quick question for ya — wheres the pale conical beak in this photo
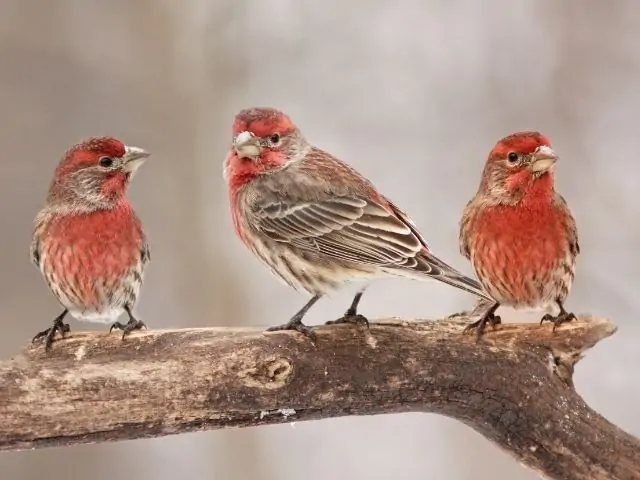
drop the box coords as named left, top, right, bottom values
left=233, top=131, right=261, bottom=159
left=530, top=145, right=558, bottom=173
left=122, top=145, right=151, bottom=176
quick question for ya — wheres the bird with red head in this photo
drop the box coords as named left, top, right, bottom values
left=459, top=131, right=580, bottom=338
left=31, top=136, right=152, bottom=350
left=224, top=107, right=492, bottom=341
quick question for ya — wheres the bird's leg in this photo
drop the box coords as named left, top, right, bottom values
left=109, top=306, right=147, bottom=340
left=462, top=301, right=501, bottom=340
left=32, top=309, right=71, bottom=351
left=449, top=297, right=501, bottom=324
left=325, top=290, right=369, bottom=328
left=540, top=300, right=577, bottom=332
left=266, top=294, right=321, bottom=342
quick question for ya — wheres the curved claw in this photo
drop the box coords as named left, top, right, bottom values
left=266, top=321, right=317, bottom=344
left=32, top=329, right=47, bottom=343
left=325, top=314, right=370, bottom=328
left=462, top=313, right=501, bottom=341
left=32, top=318, right=71, bottom=351
left=539, top=313, right=553, bottom=326
left=540, top=311, right=577, bottom=332
left=109, top=319, right=146, bottom=340
left=462, top=319, right=482, bottom=335
left=109, top=322, right=124, bottom=334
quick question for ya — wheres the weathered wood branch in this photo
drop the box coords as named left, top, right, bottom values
left=0, top=315, right=637, bottom=480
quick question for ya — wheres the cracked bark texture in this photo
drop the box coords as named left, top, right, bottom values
left=1, top=316, right=637, bottom=480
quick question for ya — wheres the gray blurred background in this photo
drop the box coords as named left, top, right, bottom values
left=1, top=0, right=638, bottom=479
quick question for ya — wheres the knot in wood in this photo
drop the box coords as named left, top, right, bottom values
left=266, top=358, right=293, bottom=382
left=238, top=357, right=293, bottom=390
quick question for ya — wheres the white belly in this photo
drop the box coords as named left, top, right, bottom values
left=69, top=307, right=125, bottom=324
left=249, top=237, right=381, bottom=295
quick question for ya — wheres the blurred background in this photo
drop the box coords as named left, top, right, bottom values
left=1, top=0, right=638, bottom=478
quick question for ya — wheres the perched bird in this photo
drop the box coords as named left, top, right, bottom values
left=459, top=131, right=579, bottom=338
left=31, top=137, right=152, bottom=350
left=224, top=107, right=492, bottom=341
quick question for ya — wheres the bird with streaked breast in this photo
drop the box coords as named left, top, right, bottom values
left=459, top=131, right=579, bottom=338
left=31, top=136, right=152, bottom=351
left=224, top=107, right=492, bottom=341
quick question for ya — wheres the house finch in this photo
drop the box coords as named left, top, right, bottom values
left=224, top=107, right=492, bottom=341
left=459, top=131, right=579, bottom=338
left=31, top=137, right=152, bottom=350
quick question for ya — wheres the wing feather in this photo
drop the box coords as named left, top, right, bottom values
left=242, top=152, right=491, bottom=301
left=30, top=236, right=41, bottom=268
left=554, top=193, right=580, bottom=257
left=251, top=196, right=423, bottom=268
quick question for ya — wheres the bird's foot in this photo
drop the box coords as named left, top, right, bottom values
left=266, top=319, right=317, bottom=343
left=540, top=311, right=576, bottom=332
left=462, top=313, right=501, bottom=339
left=32, top=319, right=71, bottom=351
left=109, top=318, right=147, bottom=340
left=450, top=298, right=496, bottom=319
left=325, top=313, right=369, bottom=328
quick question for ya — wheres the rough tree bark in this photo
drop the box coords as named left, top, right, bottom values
left=0, top=315, right=637, bottom=480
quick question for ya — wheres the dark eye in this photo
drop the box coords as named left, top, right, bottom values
left=99, top=157, right=114, bottom=167
left=507, top=152, right=519, bottom=163
left=269, top=133, right=281, bottom=145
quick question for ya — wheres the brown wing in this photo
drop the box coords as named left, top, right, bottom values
left=459, top=198, right=476, bottom=260
left=30, top=236, right=41, bottom=268
left=554, top=192, right=580, bottom=257
left=248, top=188, right=491, bottom=300
left=252, top=196, right=424, bottom=267
left=30, top=212, right=47, bottom=268
left=245, top=147, right=491, bottom=300
left=385, top=197, right=492, bottom=300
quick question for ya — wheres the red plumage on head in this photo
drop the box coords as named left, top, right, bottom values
left=478, top=131, right=556, bottom=196
left=489, top=131, right=551, bottom=159
left=225, top=108, right=300, bottom=193
left=232, top=107, right=296, bottom=138
left=55, top=137, right=126, bottom=180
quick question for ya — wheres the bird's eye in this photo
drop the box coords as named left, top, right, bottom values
left=269, top=133, right=281, bottom=145
left=507, top=152, right=519, bottom=163
left=99, top=157, right=114, bottom=168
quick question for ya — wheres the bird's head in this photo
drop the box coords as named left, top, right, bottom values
left=223, top=107, right=310, bottom=190
left=48, top=136, right=150, bottom=210
left=479, top=131, right=558, bottom=202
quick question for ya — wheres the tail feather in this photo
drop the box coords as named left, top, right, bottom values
left=381, top=198, right=493, bottom=301
left=414, top=252, right=493, bottom=302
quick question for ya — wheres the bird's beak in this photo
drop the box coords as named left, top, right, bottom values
left=122, top=145, right=151, bottom=177
left=530, top=145, right=558, bottom=173
left=233, top=131, right=261, bottom=159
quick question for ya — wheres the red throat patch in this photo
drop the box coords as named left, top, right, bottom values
left=225, top=150, right=287, bottom=193
left=100, top=171, right=130, bottom=197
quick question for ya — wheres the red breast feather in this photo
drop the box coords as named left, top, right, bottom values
left=467, top=177, right=574, bottom=308
left=37, top=200, right=145, bottom=317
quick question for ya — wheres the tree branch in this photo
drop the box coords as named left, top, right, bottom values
left=0, top=315, right=637, bottom=480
